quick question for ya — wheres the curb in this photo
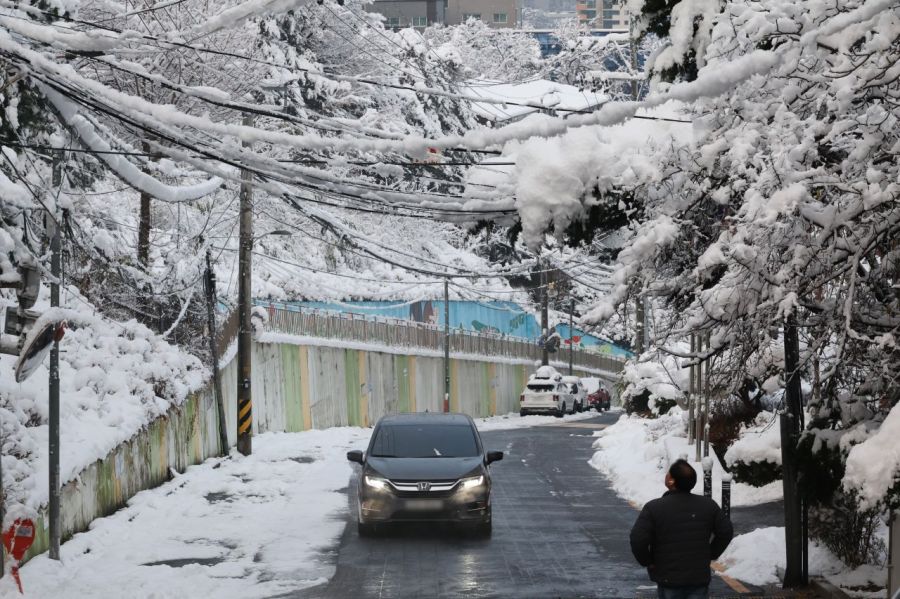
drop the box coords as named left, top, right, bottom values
left=809, top=577, right=851, bottom=599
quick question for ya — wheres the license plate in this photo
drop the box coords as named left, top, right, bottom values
left=406, top=499, right=443, bottom=511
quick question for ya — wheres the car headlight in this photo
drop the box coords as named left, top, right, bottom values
left=459, top=475, right=485, bottom=490
left=364, top=475, right=389, bottom=491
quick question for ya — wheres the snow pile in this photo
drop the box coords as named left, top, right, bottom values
left=589, top=409, right=782, bottom=507
left=843, top=403, right=900, bottom=509
left=720, top=526, right=887, bottom=597
left=718, top=527, right=841, bottom=586
left=724, top=411, right=781, bottom=468
left=0, top=302, right=206, bottom=524
left=14, top=428, right=372, bottom=598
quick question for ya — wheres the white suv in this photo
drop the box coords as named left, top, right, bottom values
left=561, top=376, right=587, bottom=412
left=519, top=368, right=575, bottom=417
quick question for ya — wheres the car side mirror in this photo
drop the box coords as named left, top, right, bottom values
left=347, top=450, right=364, bottom=464
left=486, top=451, right=503, bottom=465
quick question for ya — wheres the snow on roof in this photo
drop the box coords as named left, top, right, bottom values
left=462, top=79, right=607, bottom=123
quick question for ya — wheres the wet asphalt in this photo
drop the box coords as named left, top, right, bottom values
left=287, top=413, right=785, bottom=599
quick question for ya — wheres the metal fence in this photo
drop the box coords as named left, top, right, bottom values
left=255, top=302, right=625, bottom=374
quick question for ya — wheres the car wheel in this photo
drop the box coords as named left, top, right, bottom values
left=472, top=514, right=492, bottom=538
left=556, top=403, right=565, bottom=418
left=358, top=521, right=377, bottom=537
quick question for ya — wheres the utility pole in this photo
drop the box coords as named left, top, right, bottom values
left=540, top=259, right=549, bottom=366
left=443, top=278, right=450, bottom=413
left=236, top=115, right=254, bottom=457
left=48, top=152, right=62, bottom=561
left=204, top=249, right=229, bottom=454
left=568, top=298, right=574, bottom=375
left=781, top=312, right=807, bottom=587
left=138, top=140, right=152, bottom=267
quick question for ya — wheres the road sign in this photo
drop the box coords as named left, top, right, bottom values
left=3, top=518, right=36, bottom=594
left=14, top=321, right=65, bottom=383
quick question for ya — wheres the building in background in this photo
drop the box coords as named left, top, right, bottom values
left=367, top=0, right=444, bottom=30
left=445, top=0, right=520, bottom=28
left=577, top=0, right=628, bottom=29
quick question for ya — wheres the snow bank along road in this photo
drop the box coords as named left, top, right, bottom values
left=292, top=412, right=771, bottom=599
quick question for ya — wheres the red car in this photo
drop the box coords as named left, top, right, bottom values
left=586, top=387, right=611, bottom=411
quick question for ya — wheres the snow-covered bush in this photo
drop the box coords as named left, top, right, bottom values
left=796, top=428, right=888, bottom=568
left=724, top=412, right=782, bottom=487
left=620, top=350, right=686, bottom=418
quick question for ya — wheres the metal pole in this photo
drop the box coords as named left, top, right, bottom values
left=782, top=314, right=804, bottom=587
left=722, top=473, right=732, bottom=519
left=702, top=457, right=713, bottom=498
left=48, top=152, right=62, bottom=560
left=781, top=412, right=802, bottom=588
left=635, top=295, right=644, bottom=355
left=205, top=249, right=229, bottom=454
left=443, top=278, right=450, bottom=413
left=630, top=20, right=639, bottom=101
left=568, top=298, right=574, bottom=375
left=695, top=333, right=703, bottom=463
left=540, top=259, right=548, bottom=366
left=703, top=333, right=711, bottom=458
left=687, top=333, right=695, bottom=442
left=236, top=114, right=253, bottom=457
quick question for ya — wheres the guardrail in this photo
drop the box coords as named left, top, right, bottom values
left=255, top=301, right=626, bottom=374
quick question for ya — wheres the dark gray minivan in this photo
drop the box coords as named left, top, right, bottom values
left=347, top=413, right=503, bottom=537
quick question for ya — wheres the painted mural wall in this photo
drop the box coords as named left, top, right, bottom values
left=219, top=340, right=604, bottom=440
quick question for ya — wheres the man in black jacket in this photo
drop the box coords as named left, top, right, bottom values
left=629, top=459, right=734, bottom=599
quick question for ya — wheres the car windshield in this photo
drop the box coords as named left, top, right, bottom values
left=526, top=383, right=555, bottom=392
left=370, top=424, right=479, bottom=458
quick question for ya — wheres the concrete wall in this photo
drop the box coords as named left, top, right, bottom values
left=219, top=341, right=603, bottom=439
left=23, top=388, right=223, bottom=561
left=19, top=339, right=608, bottom=563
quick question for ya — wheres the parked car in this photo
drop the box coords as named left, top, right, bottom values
left=519, top=367, right=576, bottom=417
left=586, top=386, right=611, bottom=411
left=347, top=413, right=503, bottom=537
left=561, top=376, right=587, bottom=412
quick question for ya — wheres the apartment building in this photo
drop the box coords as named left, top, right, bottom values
left=367, top=0, right=444, bottom=29
left=444, top=0, right=520, bottom=28
left=576, top=0, right=628, bottom=29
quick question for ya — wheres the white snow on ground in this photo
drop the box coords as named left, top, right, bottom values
left=718, top=527, right=840, bottom=586
left=719, top=527, right=887, bottom=598
left=12, top=428, right=372, bottom=599
left=474, top=409, right=603, bottom=431
left=588, top=409, right=782, bottom=507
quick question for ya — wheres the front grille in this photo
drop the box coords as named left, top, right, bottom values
left=388, top=479, right=459, bottom=498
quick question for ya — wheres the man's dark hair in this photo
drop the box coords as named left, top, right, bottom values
left=669, top=459, right=697, bottom=491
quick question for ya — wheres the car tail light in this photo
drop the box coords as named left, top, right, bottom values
left=519, top=394, right=525, bottom=402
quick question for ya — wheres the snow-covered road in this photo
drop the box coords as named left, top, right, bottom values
left=11, top=411, right=598, bottom=598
